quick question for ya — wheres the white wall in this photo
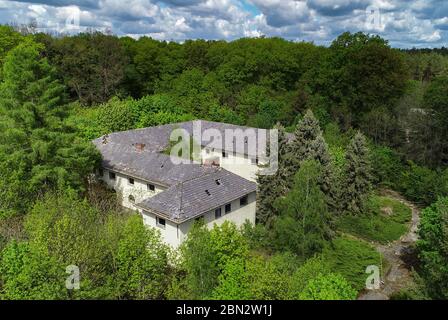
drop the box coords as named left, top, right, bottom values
left=98, top=168, right=257, bottom=249
left=99, top=169, right=165, bottom=210
left=200, top=148, right=260, bottom=182
left=141, top=191, right=257, bottom=248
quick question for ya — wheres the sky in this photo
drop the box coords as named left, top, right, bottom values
left=0, top=0, right=447, bottom=48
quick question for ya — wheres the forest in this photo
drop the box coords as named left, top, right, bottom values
left=0, top=24, right=447, bottom=300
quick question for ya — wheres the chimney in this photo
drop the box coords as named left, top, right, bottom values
left=133, top=143, right=146, bottom=152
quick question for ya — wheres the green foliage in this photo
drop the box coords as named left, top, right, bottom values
left=288, top=255, right=331, bottom=297
left=255, top=124, right=290, bottom=224
left=50, top=32, right=128, bottom=105
left=0, top=241, right=67, bottom=300
left=370, top=145, right=404, bottom=188
left=311, top=32, right=407, bottom=126
left=273, top=160, right=333, bottom=258
left=323, top=236, right=382, bottom=291
left=0, top=192, right=171, bottom=300
left=399, top=161, right=447, bottom=205
left=343, top=132, right=372, bottom=214
left=416, top=197, right=448, bottom=299
left=97, top=97, right=137, bottom=133
left=337, top=195, right=412, bottom=243
left=0, top=39, right=100, bottom=217
left=299, top=273, right=357, bottom=300
left=178, top=221, right=249, bottom=299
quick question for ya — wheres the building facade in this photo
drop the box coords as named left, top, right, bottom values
left=93, top=120, right=266, bottom=248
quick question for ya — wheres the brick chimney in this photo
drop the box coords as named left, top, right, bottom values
left=133, top=143, right=146, bottom=152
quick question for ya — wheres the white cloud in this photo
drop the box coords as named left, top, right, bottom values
left=0, top=0, right=446, bottom=47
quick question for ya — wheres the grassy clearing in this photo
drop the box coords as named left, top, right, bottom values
left=336, top=195, right=412, bottom=244
left=323, top=235, right=384, bottom=291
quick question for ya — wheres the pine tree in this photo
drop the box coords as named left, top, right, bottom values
left=256, top=124, right=289, bottom=226
left=343, top=131, right=372, bottom=214
left=282, top=109, right=339, bottom=212
left=273, top=160, right=334, bottom=259
left=0, top=40, right=100, bottom=217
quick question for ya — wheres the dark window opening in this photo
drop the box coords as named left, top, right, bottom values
left=215, top=208, right=222, bottom=219
left=147, top=184, right=155, bottom=191
left=222, top=151, right=227, bottom=158
left=240, top=195, right=248, bottom=207
left=225, top=203, right=231, bottom=214
left=128, top=178, right=134, bottom=185
left=157, top=217, right=166, bottom=227
left=128, top=195, right=135, bottom=204
left=109, top=172, right=116, bottom=180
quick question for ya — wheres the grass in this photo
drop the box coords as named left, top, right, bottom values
left=336, top=195, right=412, bottom=244
left=323, top=235, right=384, bottom=292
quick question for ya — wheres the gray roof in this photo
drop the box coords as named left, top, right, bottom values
left=136, top=168, right=256, bottom=223
left=92, top=120, right=258, bottom=223
left=93, top=120, right=271, bottom=158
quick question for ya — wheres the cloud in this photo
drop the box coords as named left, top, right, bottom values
left=0, top=0, right=446, bottom=47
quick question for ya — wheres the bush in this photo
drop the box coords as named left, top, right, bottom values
left=323, top=235, right=382, bottom=291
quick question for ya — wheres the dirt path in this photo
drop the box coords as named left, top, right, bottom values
left=358, top=190, right=421, bottom=300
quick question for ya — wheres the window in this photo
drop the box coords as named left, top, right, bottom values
left=225, top=203, right=231, bottom=214
left=240, top=195, right=248, bottom=207
left=147, top=184, right=155, bottom=191
left=215, top=208, right=222, bottom=219
left=109, top=172, right=116, bottom=180
left=128, top=195, right=135, bottom=204
left=128, top=178, right=134, bottom=185
left=156, top=217, right=166, bottom=229
left=222, top=151, right=227, bottom=158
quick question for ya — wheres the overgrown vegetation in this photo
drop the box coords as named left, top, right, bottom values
left=0, top=25, right=447, bottom=300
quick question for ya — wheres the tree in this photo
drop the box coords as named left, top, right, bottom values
left=0, top=25, right=23, bottom=79
left=113, top=215, right=170, bottom=299
left=51, top=33, right=128, bottom=105
left=283, top=110, right=338, bottom=212
left=0, top=241, right=68, bottom=300
left=177, top=221, right=249, bottom=299
left=416, top=197, right=448, bottom=299
left=0, top=39, right=100, bottom=217
left=256, top=124, right=290, bottom=226
left=310, top=32, right=407, bottom=127
left=343, top=132, right=372, bottom=214
left=273, top=160, right=334, bottom=258
left=2, top=192, right=171, bottom=300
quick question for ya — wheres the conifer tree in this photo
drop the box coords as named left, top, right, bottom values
left=256, top=124, right=289, bottom=226
left=282, top=109, right=339, bottom=212
left=273, top=160, right=334, bottom=258
left=0, top=40, right=100, bottom=217
left=343, top=131, right=372, bottom=214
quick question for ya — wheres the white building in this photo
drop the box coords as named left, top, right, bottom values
left=93, top=120, right=267, bottom=248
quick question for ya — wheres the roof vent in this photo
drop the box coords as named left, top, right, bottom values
left=205, top=190, right=211, bottom=196
left=215, top=179, right=222, bottom=186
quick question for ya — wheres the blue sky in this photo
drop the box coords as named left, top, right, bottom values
left=0, top=0, right=447, bottom=48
